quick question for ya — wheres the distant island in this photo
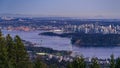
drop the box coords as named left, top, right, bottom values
left=71, top=34, right=120, bottom=46
left=40, top=32, right=120, bottom=47
left=39, top=32, right=73, bottom=38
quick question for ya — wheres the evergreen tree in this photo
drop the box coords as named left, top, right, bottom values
left=49, top=64, right=58, bottom=68
left=67, top=62, right=73, bottom=68
left=0, top=30, right=9, bottom=68
left=0, top=30, right=34, bottom=68
left=115, top=57, right=120, bottom=68
left=90, top=57, right=100, bottom=68
left=14, top=35, right=30, bottom=68
left=69, top=56, right=86, bottom=68
left=110, top=54, right=115, bottom=68
left=6, top=34, right=16, bottom=67
left=34, top=57, right=47, bottom=68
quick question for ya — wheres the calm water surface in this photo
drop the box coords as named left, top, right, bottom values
left=2, top=30, right=120, bottom=58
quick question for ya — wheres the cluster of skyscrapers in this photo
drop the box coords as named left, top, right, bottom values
left=64, top=23, right=120, bottom=34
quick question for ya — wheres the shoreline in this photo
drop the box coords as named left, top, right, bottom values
left=22, top=40, right=72, bottom=56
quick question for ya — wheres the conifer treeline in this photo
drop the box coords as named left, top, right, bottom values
left=67, top=55, right=120, bottom=68
left=0, top=31, right=47, bottom=68
left=0, top=31, right=31, bottom=68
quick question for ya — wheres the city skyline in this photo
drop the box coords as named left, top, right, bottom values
left=0, top=0, right=120, bottom=18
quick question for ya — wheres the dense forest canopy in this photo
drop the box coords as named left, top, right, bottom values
left=71, top=34, right=120, bottom=46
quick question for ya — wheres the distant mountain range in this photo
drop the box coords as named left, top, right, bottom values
left=0, top=13, right=120, bottom=20
left=0, top=13, right=34, bottom=17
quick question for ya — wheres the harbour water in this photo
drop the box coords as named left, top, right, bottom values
left=2, top=30, right=120, bottom=58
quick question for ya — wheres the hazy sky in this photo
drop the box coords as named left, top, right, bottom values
left=0, top=0, right=120, bottom=18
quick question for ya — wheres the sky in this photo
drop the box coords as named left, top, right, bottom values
left=0, top=0, right=120, bottom=18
